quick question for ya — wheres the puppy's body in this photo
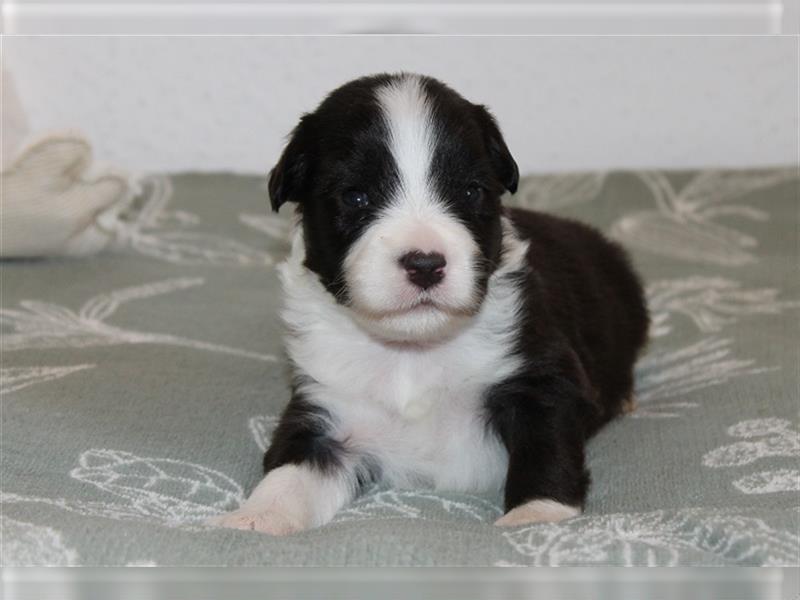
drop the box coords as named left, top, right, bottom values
left=211, top=73, right=648, bottom=534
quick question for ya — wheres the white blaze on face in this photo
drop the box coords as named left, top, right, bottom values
left=343, top=75, right=481, bottom=343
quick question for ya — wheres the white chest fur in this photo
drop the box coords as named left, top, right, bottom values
left=277, top=226, right=527, bottom=494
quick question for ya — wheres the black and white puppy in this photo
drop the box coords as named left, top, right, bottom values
left=211, top=73, right=649, bottom=534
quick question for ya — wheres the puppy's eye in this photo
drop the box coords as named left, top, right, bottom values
left=464, top=184, right=484, bottom=202
left=341, top=190, right=370, bottom=210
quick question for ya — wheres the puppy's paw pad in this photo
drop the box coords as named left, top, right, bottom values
left=494, top=499, right=580, bottom=527
left=207, top=510, right=302, bottom=536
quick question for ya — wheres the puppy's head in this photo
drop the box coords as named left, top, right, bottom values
left=270, top=73, right=518, bottom=343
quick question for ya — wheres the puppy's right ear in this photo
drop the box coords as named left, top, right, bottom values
left=268, top=114, right=315, bottom=213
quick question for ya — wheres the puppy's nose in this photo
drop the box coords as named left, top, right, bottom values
left=399, top=251, right=447, bottom=290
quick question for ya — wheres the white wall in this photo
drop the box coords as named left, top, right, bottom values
left=3, top=36, right=797, bottom=175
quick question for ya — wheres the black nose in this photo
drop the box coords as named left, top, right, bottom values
left=399, top=251, right=447, bottom=290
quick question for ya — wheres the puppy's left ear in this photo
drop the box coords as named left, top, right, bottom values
left=268, top=114, right=315, bottom=212
left=473, top=105, right=519, bottom=194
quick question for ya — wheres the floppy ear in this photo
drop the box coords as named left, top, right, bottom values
left=268, top=114, right=315, bottom=212
left=473, top=105, right=519, bottom=194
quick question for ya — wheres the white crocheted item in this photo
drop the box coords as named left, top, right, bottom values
left=1, top=133, right=134, bottom=257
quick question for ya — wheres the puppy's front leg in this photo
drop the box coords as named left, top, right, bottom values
left=210, top=399, right=357, bottom=535
left=487, top=360, right=594, bottom=527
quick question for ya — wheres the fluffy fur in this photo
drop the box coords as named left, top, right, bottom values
left=211, top=73, right=649, bottom=534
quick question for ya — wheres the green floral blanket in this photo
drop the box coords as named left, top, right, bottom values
left=2, top=169, right=798, bottom=566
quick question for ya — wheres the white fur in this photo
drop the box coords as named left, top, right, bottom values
left=376, top=74, right=434, bottom=212
left=207, top=463, right=357, bottom=535
left=494, top=499, right=581, bottom=527
left=343, top=74, right=481, bottom=343
left=210, top=224, right=528, bottom=534
left=279, top=218, right=528, bottom=496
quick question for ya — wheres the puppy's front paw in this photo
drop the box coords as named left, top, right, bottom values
left=207, top=509, right=304, bottom=536
left=494, top=499, right=581, bottom=527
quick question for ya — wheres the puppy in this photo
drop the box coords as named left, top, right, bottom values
left=211, top=73, right=649, bottom=534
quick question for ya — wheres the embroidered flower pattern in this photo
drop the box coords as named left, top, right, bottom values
left=633, top=338, right=775, bottom=419
left=1, top=278, right=277, bottom=361
left=610, top=169, right=796, bottom=266
left=1, top=449, right=245, bottom=529
left=1, top=516, right=79, bottom=567
left=1, top=364, right=95, bottom=396
left=501, top=508, right=799, bottom=566
left=110, top=175, right=275, bottom=266
left=510, top=172, right=607, bottom=210
left=248, top=415, right=281, bottom=453
left=703, top=419, right=800, bottom=495
left=647, top=276, right=799, bottom=338
left=336, top=488, right=503, bottom=523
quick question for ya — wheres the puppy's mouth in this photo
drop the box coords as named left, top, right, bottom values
left=352, top=294, right=480, bottom=320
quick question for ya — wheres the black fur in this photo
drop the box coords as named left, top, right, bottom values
left=264, top=375, right=382, bottom=487
left=267, top=73, right=516, bottom=304
left=263, top=393, right=346, bottom=475
left=263, top=72, right=649, bottom=518
left=485, top=210, right=649, bottom=511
